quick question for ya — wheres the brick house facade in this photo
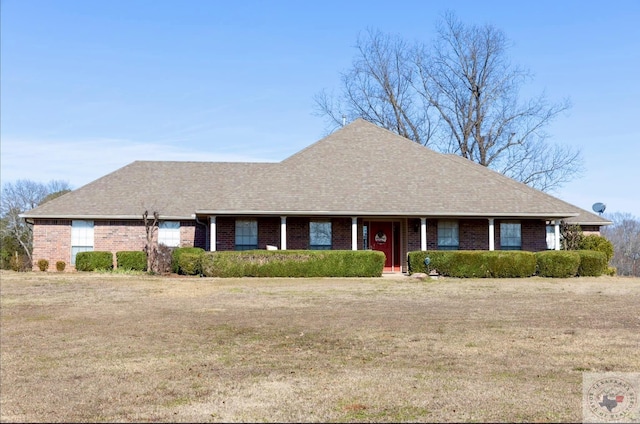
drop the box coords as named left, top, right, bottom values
left=23, top=119, right=610, bottom=272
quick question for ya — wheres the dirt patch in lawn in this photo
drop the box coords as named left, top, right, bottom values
left=1, top=271, right=639, bottom=422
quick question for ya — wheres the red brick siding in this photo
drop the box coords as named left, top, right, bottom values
left=406, top=219, right=422, bottom=252
left=460, top=219, right=490, bottom=250
left=32, top=219, right=202, bottom=270
left=332, top=218, right=352, bottom=250
left=31, top=219, right=72, bottom=270
left=287, top=217, right=309, bottom=250
left=216, top=217, right=235, bottom=251
left=258, top=217, right=280, bottom=249
left=520, top=220, right=547, bottom=251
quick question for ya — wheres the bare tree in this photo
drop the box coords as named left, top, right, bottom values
left=315, top=30, right=435, bottom=144
left=143, top=210, right=160, bottom=273
left=0, top=179, right=71, bottom=264
left=315, top=13, right=582, bottom=191
left=601, top=212, right=640, bottom=276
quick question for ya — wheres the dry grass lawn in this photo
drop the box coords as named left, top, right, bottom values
left=1, top=270, right=639, bottom=422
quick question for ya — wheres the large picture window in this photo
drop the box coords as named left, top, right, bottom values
left=158, top=221, right=180, bottom=247
left=310, top=221, right=332, bottom=250
left=71, top=220, right=94, bottom=265
left=235, top=220, right=258, bottom=250
left=501, top=222, right=522, bottom=250
left=437, top=220, right=459, bottom=250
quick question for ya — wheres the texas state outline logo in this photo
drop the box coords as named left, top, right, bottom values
left=583, top=373, right=640, bottom=423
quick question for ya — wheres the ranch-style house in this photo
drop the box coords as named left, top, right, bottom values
left=23, top=119, right=610, bottom=272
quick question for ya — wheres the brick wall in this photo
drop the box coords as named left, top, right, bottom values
left=460, top=219, right=490, bottom=250
left=258, top=217, right=280, bottom=249
left=520, top=220, right=547, bottom=251
left=287, top=217, right=309, bottom=250
left=332, top=218, right=352, bottom=250
left=32, top=219, right=202, bottom=270
left=31, top=219, right=72, bottom=270
left=216, top=217, right=235, bottom=251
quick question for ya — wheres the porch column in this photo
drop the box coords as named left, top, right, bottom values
left=420, top=218, right=427, bottom=251
left=488, top=218, right=495, bottom=251
left=210, top=216, right=217, bottom=251
left=351, top=217, right=358, bottom=250
left=554, top=220, right=561, bottom=250
left=280, top=216, right=287, bottom=250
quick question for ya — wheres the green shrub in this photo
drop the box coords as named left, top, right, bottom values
left=485, top=251, right=537, bottom=278
left=37, top=259, right=49, bottom=272
left=116, top=251, right=147, bottom=271
left=576, top=250, right=607, bottom=277
left=606, top=266, right=616, bottom=276
left=579, top=234, right=614, bottom=262
left=75, top=251, right=114, bottom=272
left=171, top=247, right=205, bottom=274
left=56, top=261, right=66, bottom=272
left=200, top=250, right=385, bottom=278
left=177, top=252, right=202, bottom=275
left=535, top=251, right=580, bottom=278
left=407, top=250, right=536, bottom=278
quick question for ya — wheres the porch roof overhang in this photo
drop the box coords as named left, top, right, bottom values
left=194, top=210, right=580, bottom=220
left=20, top=214, right=194, bottom=220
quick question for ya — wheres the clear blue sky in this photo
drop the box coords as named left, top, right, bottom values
left=2, top=0, right=639, bottom=217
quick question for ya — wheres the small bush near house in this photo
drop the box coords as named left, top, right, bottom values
left=535, top=251, right=580, bottom=278
left=485, top=251, right=537, bottom=278
left=576, top=250, right=607, bottom=277
left=116, top=251, right=147, bottom=271
left=37, top=259, right=49, bottom=272
left=177, top=252, right=203, bottom=275
left=407, top=251, right=536, bottom=278
left=201, top=250, right=385, bottom=278
left=579, top=234, right=614, bottom=263
left=171, top=247, right=205, bottom=274
left=56, top=261, right=66, bottom=272
left=76, top=251, right=114, bottom=272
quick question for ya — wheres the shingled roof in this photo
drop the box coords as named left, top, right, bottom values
left=22, top=119, right=610, bottom=225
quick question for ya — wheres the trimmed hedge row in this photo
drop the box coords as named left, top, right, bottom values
left=116, top=251, right=147, bottom=271
left=76, top=251, right=114, bottom=271
left=408, top=250, right=536, bottom=278
left=201, top=250, right=385, bottom=278
left=408, top=250, right=608, bottom=278
left=172, top=247, right=205, bottom=275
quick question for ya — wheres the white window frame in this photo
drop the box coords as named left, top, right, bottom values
left=235, top=219, right=258, bottom=250
left=437, top=220, right=459, bottom=250
left=546, top=225, right=556, bottom=250
left=158, top=221, right=180, bottom=247
left=310, top=221, right=332, bottom=250
left=500, top=222, right=522, bottom=250
left=71, top=220, right=94, bottom=265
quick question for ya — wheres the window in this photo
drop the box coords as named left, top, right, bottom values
left=71, top=220, right=94, bottom=265
left=501, top=222, right=522, bottom=250
left=158, top=221, right=180, bottom=247
left=546, top=225, right=556, bottom=250
left=235, top=220, right=258, bottom=250
left=310, top=221, right=332, bottom=250
left=437, top=220, right=459, bottom=250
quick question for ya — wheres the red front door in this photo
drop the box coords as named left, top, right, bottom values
left=369, top=222, right=394, bottom=269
